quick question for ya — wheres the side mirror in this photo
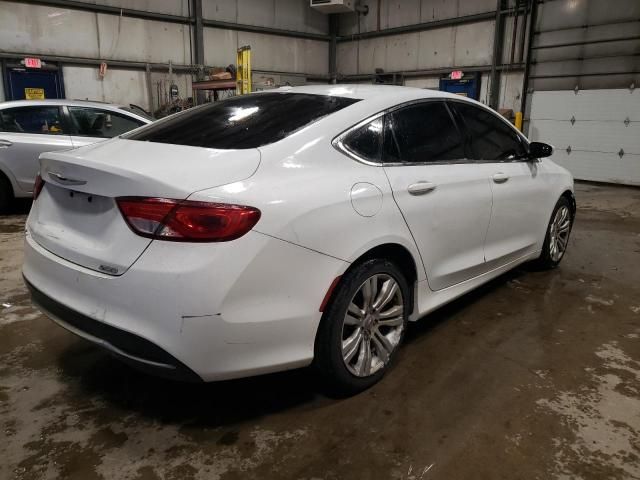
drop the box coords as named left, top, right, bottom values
left=528, top=141, right=554, bottom=159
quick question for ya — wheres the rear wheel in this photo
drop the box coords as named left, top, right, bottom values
left=314, top=258, right=409, bottom=395
left=0, top=174, right=13, bottom=214
left=535, top=196, right=574, bottom=269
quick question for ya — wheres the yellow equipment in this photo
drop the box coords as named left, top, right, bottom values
left=236, top=46, right=252, bottom=95
left=515, top=111, right=523, bottom=131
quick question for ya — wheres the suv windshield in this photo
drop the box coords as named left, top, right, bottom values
left=124, top=93, right=359, bottom=149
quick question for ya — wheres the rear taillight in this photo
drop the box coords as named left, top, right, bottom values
left=116, top=197, right=261, bottom=242
left=33, top=174, right=44, bottom=200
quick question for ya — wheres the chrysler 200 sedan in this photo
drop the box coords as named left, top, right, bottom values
left=23, top=85, right=574, bottom=394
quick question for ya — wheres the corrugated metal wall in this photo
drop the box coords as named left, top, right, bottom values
left=530, top=0, right=640, bottom=92
left=0, top=0, right=329, bottom=109
left=526, top=0, right=639, bottom=185
left=1, top=0, right=638, bottom=122
left=335, top=0, right=528, bottom=112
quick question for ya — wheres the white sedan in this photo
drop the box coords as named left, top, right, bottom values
left=0, top=99, right=152, bottom=212
left=23, top=85, right=574, bottom=394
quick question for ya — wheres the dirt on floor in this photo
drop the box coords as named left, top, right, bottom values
left=1, top=183, right=639, bottom=480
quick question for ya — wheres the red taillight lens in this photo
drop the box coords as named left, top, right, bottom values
left=116, top=197, right=261, bottom=242
left=33, top=174, right=44, bottom=200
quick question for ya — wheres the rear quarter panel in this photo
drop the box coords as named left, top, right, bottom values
left=188, top=116, right=425, bottom=282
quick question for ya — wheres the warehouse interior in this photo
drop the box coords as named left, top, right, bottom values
left=1, top=0, right=639, bottom=478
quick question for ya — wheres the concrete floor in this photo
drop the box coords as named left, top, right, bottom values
left=1, top=183, right=639, bottom=480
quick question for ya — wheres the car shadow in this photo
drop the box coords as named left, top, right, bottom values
left=57, top=343, right=327, bottom=427
left=54, top=265, right=532, bottom=426
left=2, top=198, right=32, bottom=215
left=404, top=266, right=528, bottom=343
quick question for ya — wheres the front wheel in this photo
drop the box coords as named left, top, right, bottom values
left=314, top=259, right=410, bottom=396
left=535, top=196, right=574, bottom=269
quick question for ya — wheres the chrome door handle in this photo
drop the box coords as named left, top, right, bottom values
left=0, top=139, right=13, bottom=148
left=492, top=172, right=509, bottom=184
left=408, top=182, right=437, bottom=195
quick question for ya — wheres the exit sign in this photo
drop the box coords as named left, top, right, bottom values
left=450, top=70, right=464, bottom=80
left=24, top=57, right=42, bottom=69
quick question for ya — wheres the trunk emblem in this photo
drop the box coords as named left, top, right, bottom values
left=48, top=171, right=87, bottom=186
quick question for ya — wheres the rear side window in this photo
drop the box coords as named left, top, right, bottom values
left=68, top=107, right=145, bottom=138
left=383, top=102, right=465, bottom=163
left=0, top=106, right=65, bottom=135
left=342, top=117, right=383, bottom=163
left=120, top=105, right=154, bottom=121
left=451, top=102, right=526, bottom=161
left=126, top=93, right=359, bottom=149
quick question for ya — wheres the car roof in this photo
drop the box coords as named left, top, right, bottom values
left=0, top=99, right=127, bottom=109
left=269, top=83, right=490, bottom=114
left=273, top=83, right=464, bottom=101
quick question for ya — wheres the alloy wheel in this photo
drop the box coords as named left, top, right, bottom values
left=341, top=274, right=404, bottom=377
left=549, top=205, right=571, bottom=262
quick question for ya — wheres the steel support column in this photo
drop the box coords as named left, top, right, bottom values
left=489, top=0, right=507, bottom=109
left=520, top=0, right=538, bottom=116
left=329, top=14, right=339, bottom=84
left=145, top=63, right=154, bottom=113
left=192, top=0, right=205, bottom=104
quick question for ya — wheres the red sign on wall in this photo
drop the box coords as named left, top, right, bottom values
left=24, top=57, right=42, bottom=69
left=450, top=70, right=464, bottom=80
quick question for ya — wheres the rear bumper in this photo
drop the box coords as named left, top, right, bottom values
left=25, top=277, right=202, bottom=382
left=23, top=227, right=347, bottom=381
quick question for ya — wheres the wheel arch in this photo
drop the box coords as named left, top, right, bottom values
left=326, top=242, right=420, bottom=318
left=0, top=162, right=21, bottom=198
left=561, top=189, right=576, bottom=215
left=0, top=165, right=15, bottom=194
left=0, top=166, right=15, bottom=211
left=350, top=243, right=419, bottom=287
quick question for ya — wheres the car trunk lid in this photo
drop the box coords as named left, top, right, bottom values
left=28, top=139, right=261, bottom=275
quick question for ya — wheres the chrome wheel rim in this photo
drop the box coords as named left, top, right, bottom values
left=549, top=205, right=571, bottom=262
left=341, top=274, right=404, bottom=378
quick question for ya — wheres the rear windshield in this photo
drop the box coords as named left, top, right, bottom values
left=125, top=92, right=359, bottom=149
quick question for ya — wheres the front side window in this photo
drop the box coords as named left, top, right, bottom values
left=126, top=93, right=359, bottom=149
left=0, top=106, right=65, bottom=135
left=342, top=117, right=383, bottom=163
left=68, top=107, right=144, bottom=138
left=451, top=102, right=527, bottom=161
left=383, top=102, right=465, bottom=163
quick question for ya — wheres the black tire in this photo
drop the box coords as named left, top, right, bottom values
left=534, top=196, right=574, bottom=270
left=0, top=174, right=13, bottom=214
left=314, top=258, right=410, bottom=396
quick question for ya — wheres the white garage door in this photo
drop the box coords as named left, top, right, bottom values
left=528, top=89, right=640, bottom=186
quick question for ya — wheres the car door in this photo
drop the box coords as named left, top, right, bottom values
left=450, top=101, right=550, bottom=266
left=66, top=106, right=147, bottom=148
left=381, top=100, right=495, bottom=291
left=0, top=105, right=73, bottom=195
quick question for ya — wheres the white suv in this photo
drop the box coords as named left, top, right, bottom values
left=0, top=99, right=152, bottom=211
